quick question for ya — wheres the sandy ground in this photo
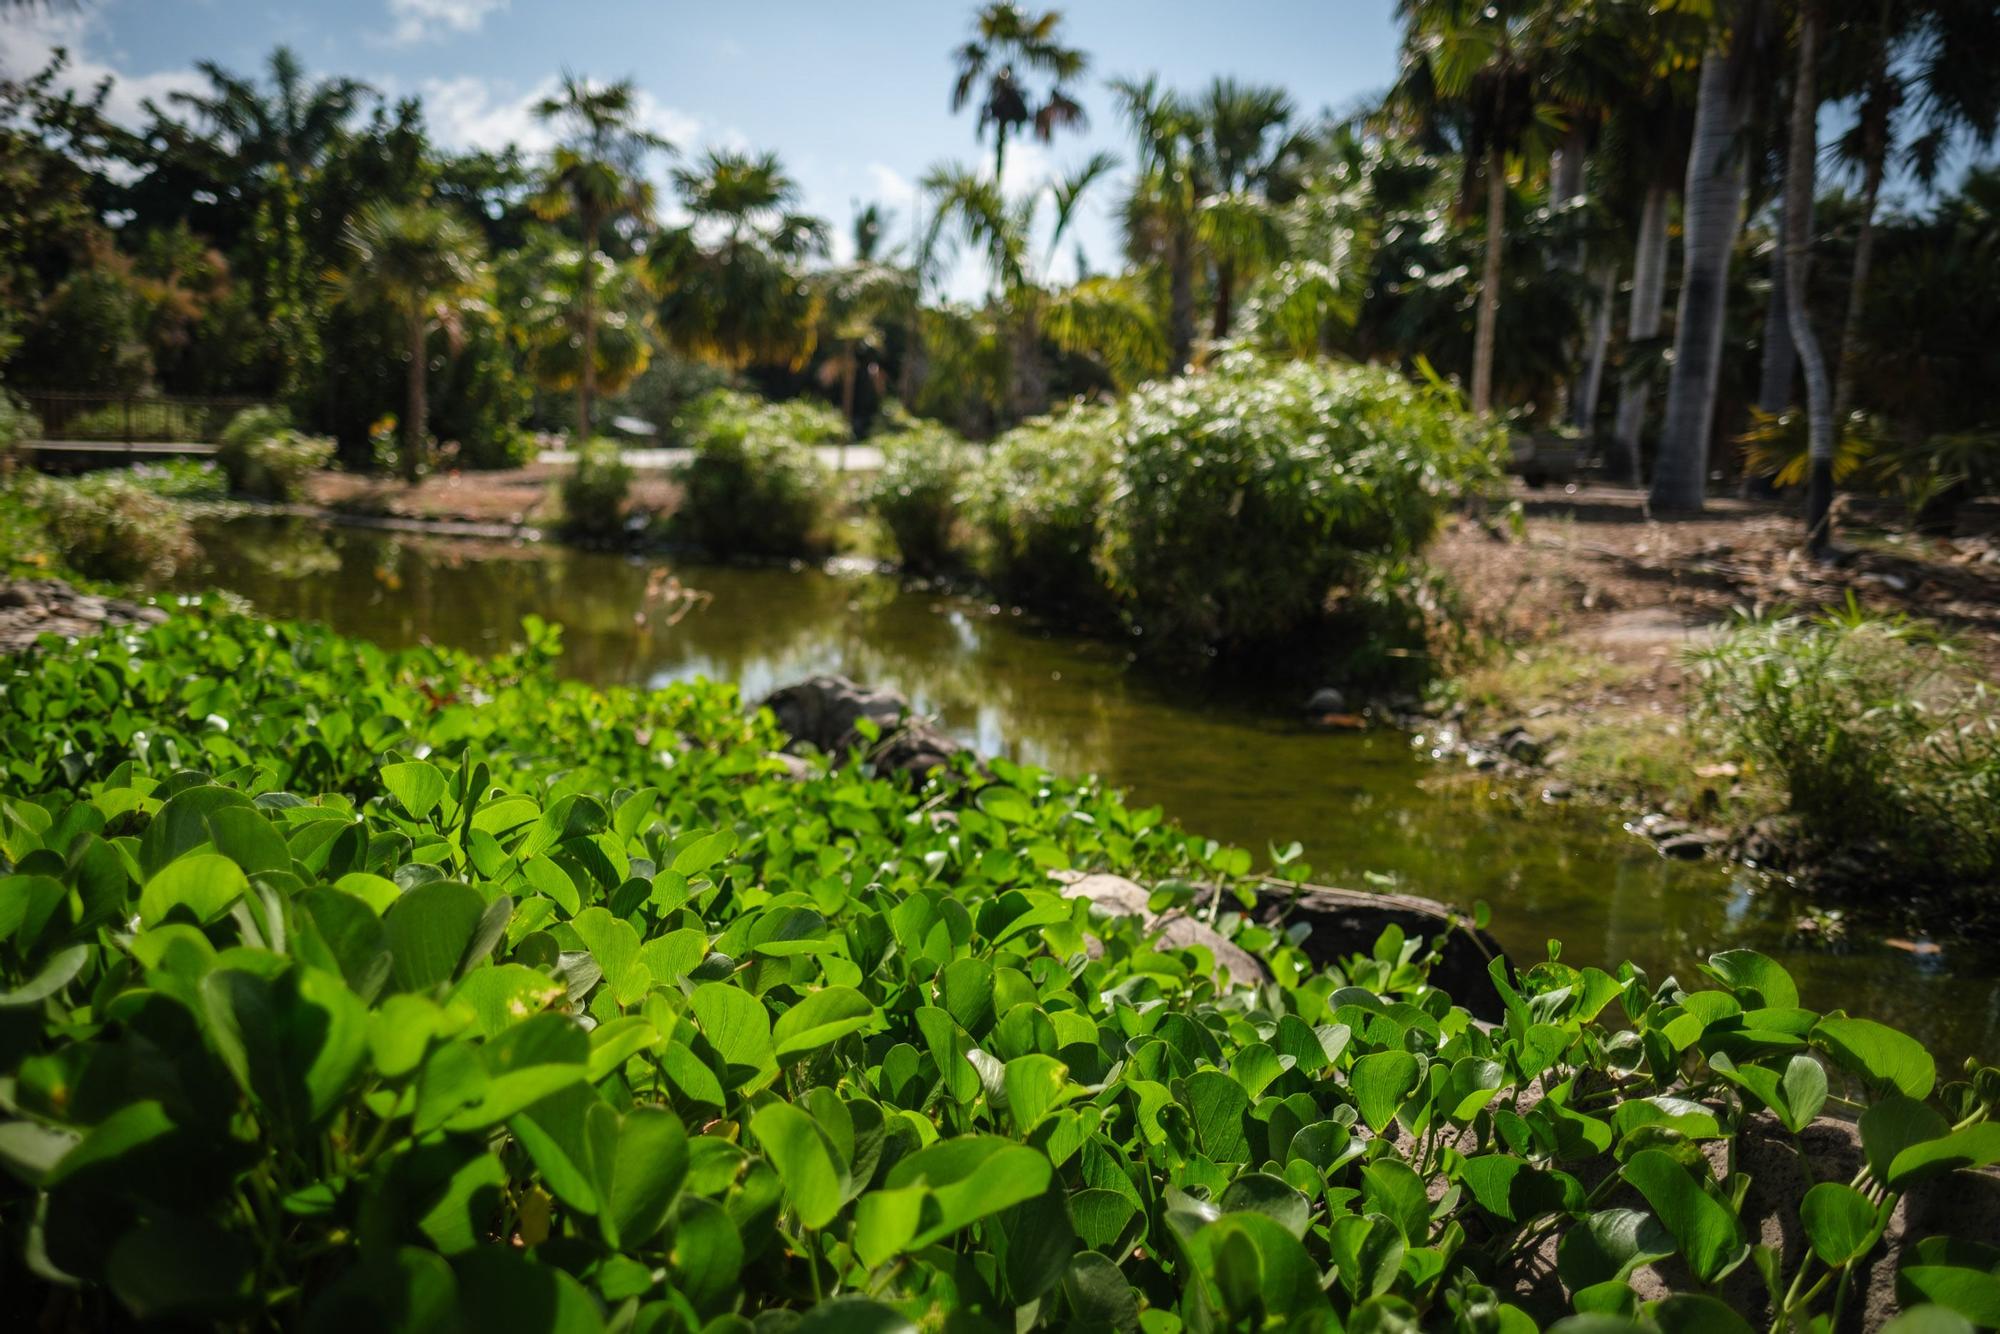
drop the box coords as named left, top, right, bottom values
left=1433, top=484, right=2000, bottom=712
left=305, top=464, right=680, bottom=529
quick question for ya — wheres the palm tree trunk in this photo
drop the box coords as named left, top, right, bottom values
left=1168, top=226, right=1195, bottom=371
left=1471, top=146, right=1505, bottom=416
left=1211, top=259, right=1235, bottom=342
left=1832, top=112, right=1888, bottom=426
left=1651, top=46, right=1752, bottom=513
left=1008, top=304, right=1048, bottom=422
left=577, top=211, right=600, bottom=439
left=1573, top=261, right=1616, bottom=434
left=993, top=125, right=1009, bottom=187
left=1784, top=0, right=1835, bottom=554
left=1754, top=236, right=1797, bottom=417
left=404, top=305, right=426, bottom=484
left=1612, top=181, right=1670, bottom=484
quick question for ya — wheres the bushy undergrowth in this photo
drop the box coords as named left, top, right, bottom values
left=674, top=390, right=843, bottom=558
left=13, top=473, right=196, bottom=581
left=1690, top=607, right=2000, bottom=884
left=0, top=607, right=1996, bottom=1331
left=867, top=421, right=971, bottom=576
left=217, top=405, right=333, bottom=501
left=561, top=436, right=635, bottom=541
left=1098, top=355, right=1498, bottom=656
left=965, top=405, right=1119, bottom=613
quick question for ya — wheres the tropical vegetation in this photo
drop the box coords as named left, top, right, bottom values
left=0, top=605, right=1997, bottom=1331
left=0, top=0, right=1992, bottom=549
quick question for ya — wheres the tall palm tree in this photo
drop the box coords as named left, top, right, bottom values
left=1391, top=0, right=1558, bottom=415
left=1829, top=0, right=2000, bottom=425
left=926, top=151, right=1157, bottom=420
left=327, top=202, right=487, bottom=481
left=1651, top=7, right=1767, bottom=514
left=1190, top=78, right=1297, bottom=340
left=530, top=74, right=670, bottom=437
left=653, top=149, right=828, bottom=371
left=1785, top=0, right=1837, bottom=552
left=167, top=46, right=372, bottom=182
left=948, top=3, right=1090, bottom=183
left=1112, top=75, right=1201, bottom=370
left=814, top=208, right=917, bottom=435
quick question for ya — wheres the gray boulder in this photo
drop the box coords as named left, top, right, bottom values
left=760, top=674, right=965, bottom=782
left=0, top=578, right=167, bottom=655
left=1055, top=872, right=1271, bottom=987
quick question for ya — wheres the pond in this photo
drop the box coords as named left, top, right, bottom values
left=177, top=516, right=2000, bottom=1068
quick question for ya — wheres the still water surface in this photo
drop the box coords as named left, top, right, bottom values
left=178, top=517, right=2000, bottom=1067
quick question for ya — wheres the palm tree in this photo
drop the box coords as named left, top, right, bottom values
left=815, top=208, right=917, bottom=435
left=1651, top=8, right=1766, bottom=514
left=530, top=74, right=670, bottom=437
left=1112, top=75, right=1201, bottom=370
left=1391, top=0, right=1558, bottom=416
left=1829, top=1, right=2000, bottom=426
left=948, top=3, right=1090, bottom=183
left=926, top=151, right=1158, bottom=420
left=653, top=149, right=828, bottom=371
left=1190, top=78, right=1297, bottom=340
left=327, top=202, right=487, bottom=481
left=1784, top=0, right=1837, bottom=552
left=166, top=46, right=372, bottom=182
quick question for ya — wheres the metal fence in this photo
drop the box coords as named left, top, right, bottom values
left=19, top=391, right=273, bottom=446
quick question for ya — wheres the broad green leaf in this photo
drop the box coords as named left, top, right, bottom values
left=137, top=853, right=248, bottom=927
left=384, top=881, right=487, bottom=992
left=1350, top=1050, right=1421, bottom=1134
left=1620, top=1149, right=1746, bottom=1284
left=1813, top=1016, right=1935, bottom=1099
left=1799, top=1181, right=1878, bottom=1265
left=689, top=982, right=777, bottom=1090
left=380, top=761, right=448, bottom=820
left=1886, top=1123, right=2000, bottom=1189
left=772, top=986, right=874, bottom=1060
left=750, top=1101, right=848, bottom=1228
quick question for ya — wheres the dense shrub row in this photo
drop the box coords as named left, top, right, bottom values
left=869, top=355, right=1501, bottom=675
left=1690, top=607, right=2000, bottom=885
left=1, top=472, right=199, bottom=582
left=0, top=608, right=1995, bottom=1331
left=672, top=390, right=845, bottom=558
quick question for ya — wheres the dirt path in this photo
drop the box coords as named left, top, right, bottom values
left=1424, top=484, right=2000, bottom=826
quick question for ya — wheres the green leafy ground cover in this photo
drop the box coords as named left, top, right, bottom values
left=0, top=608, right=1997, bottom=1332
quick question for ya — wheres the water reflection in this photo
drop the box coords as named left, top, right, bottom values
left=178, top=516, right=2000, bottom=1067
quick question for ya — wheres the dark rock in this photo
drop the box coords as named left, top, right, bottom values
left=1304, top=686, right=1347, bottom=715
left=1655, top=832, right=1714, bottom=861
left=0, top=578, right=167, bottom=655
left=760, top=674, right=966, bottom=783
left=1249, top=883, right=1509, bottom=1022
left=1495, top=725, right=1546, bottom=765
left=762, top=674, right=908, bottom=753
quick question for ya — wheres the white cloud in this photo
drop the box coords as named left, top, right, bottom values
left=384, top=0, right=508, bottom=46
left=420, top=74, right=699, bottom=159
left=0, top=8, right=202, bottom=129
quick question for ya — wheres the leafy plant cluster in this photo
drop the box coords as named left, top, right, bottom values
left=1, top=607, right=1997, bottom=1331
left=671, top=390, right=846, bottom=558
left=868, top=356, right=1499, bottom=674
left=217, top=405, right=335, bottom=502
left=562, top=437, right=637, bottom=542
left=3, top=472, right=198, bottom=583
left=1689, top=606, right=2000, bottom=885
left=865, top=421, right=972, bottom=577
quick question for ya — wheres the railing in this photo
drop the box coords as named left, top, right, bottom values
left=18, top=391, right=274, bottom=454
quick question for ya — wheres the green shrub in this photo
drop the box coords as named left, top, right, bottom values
left=1690, top=606, right=2000, bottom=882
left=560, top=436, right=634, bottom=540
left=965, top=403, right=1120, bottom=612
left=216, top=405, right=332, bottom=500
left=674, top=389, right=842, bottom=557
left=867, top=421, right=971, bottom=574
left=24, top=472, right=196, bottom=580
left=0, top=605, right=1994, bottom=1331
left=1098, top=354, right=1499, bottom=655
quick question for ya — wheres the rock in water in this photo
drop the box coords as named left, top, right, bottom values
left=0, top=578, right=167, bottom=655
left=761, top=674, right=965, bottom=781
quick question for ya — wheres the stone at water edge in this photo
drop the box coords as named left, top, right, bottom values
left=0, top=578, right=168, bottom=655
left=759, top=674, right=966, bottom=781
left=1053, top=871, right=1272, bottom=988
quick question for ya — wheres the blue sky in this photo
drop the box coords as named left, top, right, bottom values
left=0, top=1, right=1403, bottom=295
